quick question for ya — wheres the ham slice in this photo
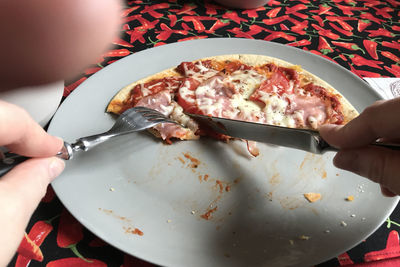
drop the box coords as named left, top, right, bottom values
left=135, top=90, right=192, bottom=141
left=195, top=75, right=237, bottom=118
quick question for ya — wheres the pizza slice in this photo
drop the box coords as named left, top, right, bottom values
left=107, top=54, right=358, bottom=154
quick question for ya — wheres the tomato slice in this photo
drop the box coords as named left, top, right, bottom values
left=176, top=62, right=198, bottom=76
left=223, top=60, right=251, bottom=74
left=279, top=67, right=299, bottom=86
left=127, top=77, right=182, bottom=107
left=302, top=83, right=344, bottom=125
left=250, top=69, right=291, bottom=104
left=177, top=77, right=201, bottom=114
left=176, top=61, right=213, bottom=76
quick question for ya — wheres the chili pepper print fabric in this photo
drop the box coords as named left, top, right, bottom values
left=10, top=0, right=400, bottom=267
left=64, top=0, right=400, bottom=96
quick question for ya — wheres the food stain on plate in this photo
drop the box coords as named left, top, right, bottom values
left=99, top=208, right=144, bottom=237
left=200, top=206, right=218, bottom=220
left=172, top=151, right=239, bottom=221
left=199, top=178, right=236, bottom=221
left=265, top=191, right=273, bottom=201
left=123, top=226, right=144, bottom=236
left=176, top=152, right=203, bottom=174
left=98, top=208, right=131, bottom=223
left=198, top=179, right=234, bottom=221
left=269, top=172, right=280, bottom=186
left=147, top=145, right=177, bottom=180
left=215, top=179, right=232, bottom=193
left=279, top=196, right=305, bottom=210
left=264, top=160, right=281, bottom=187
left=299, top=153, right=327, bottom=180
left=183, top=152, right=201, bottom=168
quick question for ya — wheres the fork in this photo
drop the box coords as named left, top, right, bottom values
left=0, top=107, right=178, bottom=176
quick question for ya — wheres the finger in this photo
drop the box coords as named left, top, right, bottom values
left=333, top=146, right=400, bottom=195
left=320, top=99, right=400, bottom=149
left=0, top=101, right=63, bottom=156
left=0, top=157, right=64, bottom=264
left=0, top=0, right=122, bottom=90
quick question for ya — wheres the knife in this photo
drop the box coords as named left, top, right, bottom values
left=185, top=113, right=400, bottom=154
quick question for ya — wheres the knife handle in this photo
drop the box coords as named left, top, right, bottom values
left=371, top=142, right=400, bottom=150
left=319, top=137, right=400, bottom=153
left=0, top=142, right=74, bottom=177
left=0, top=153, right=29, bottom=177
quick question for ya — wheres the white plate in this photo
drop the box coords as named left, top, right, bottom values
left=48, top=38, right=399, bottom=267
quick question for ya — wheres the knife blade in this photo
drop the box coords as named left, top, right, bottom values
left=186, top=113, right=400, bottom=154
left=186, top=113, right=334, bottom=154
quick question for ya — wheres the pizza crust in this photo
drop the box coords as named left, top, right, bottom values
left=107, top=68, right=180, bottom=114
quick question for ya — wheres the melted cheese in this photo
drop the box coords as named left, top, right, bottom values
left=261, top=93, right=296, bottom=127
left=191, top=70, right=304, bottom=127
left=184, top=62, right=219, bottom=81
left=227, top=69, right=265, bottom=98
left=195, top=77, right=221, bottom=97
left=230, top=94, right=265, bottom=123
left=141, top=84, right=151, bottom=97
left=159, top=103, right=174, bottom=116
left=287, top=94, right=327, bottom=129
left=170, top=102, right=199, bottom=132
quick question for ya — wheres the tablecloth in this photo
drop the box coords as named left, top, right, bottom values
left=9, top=0, right=400, bottom=266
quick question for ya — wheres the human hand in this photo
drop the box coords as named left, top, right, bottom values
left=0, top=100, right=65, bottom=266
left=320, top=98, right=400, bottom=197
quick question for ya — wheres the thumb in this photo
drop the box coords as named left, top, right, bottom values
left=333, top=146, right=400, bottom=196
left=1, top=157, right=65, bottom=215
left=0, top=157, right=64, bottom=265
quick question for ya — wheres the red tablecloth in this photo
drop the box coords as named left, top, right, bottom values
left=9, top=0, right=400, bottom=266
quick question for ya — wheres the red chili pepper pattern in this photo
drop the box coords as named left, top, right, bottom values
left=357, top=19, right=372, bottom=32
left=349, top=54, right=384, bottom=69
left=381, top=51, right=400, bottom=63
left=17, top=233, right=43, bottom=262
left=62, top=1, right=399, bottom=94
left=56, top=209, right=89, bottom=262
left=318, top=36, right=334, bottom=54
left=46, top=258, right=107, bottom=267
left=57, top=209, right=83, bottom=247
left=18, top=1, right=398, bottom=267
left=15, top=219, right=54, bottom=266
left=363, top=40, right=379, bottom=60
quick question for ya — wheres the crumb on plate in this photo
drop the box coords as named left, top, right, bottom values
left=303, top=193, right=321, bottom=203
left=298, top=235, right=310, bottom=240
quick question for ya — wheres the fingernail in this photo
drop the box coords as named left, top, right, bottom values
left=333, top=151, right=359, bottom=172
left=48, top=157, right=65, bottom=180
left=319, top=124, right=339, bottom=131
left=55, top=136, right=64, bottom=147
